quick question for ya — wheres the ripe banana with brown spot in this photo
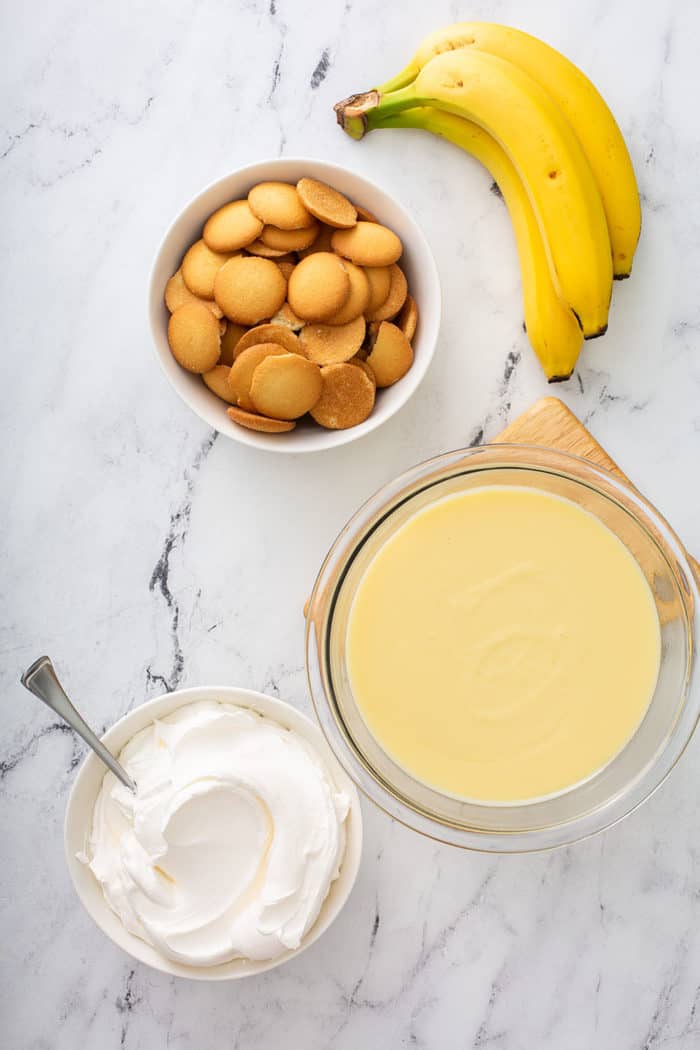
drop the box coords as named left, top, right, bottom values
left=336, top=48, right=613, bottom=338
left=376, top=21, right=640, bottom=278
left=374, top=106, right=583, bottom=381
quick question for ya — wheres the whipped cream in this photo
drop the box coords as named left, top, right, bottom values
left=84, top=701, right=349, bottom=966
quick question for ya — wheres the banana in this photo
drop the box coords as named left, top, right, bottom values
left=374, top=107, right=583, bottom=381
left=376, top=22, right=640, bottom=278
left=337, top=49, right=612, bottom=338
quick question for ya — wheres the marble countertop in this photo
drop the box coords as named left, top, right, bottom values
left=3, top=0, right=699, bottom=1046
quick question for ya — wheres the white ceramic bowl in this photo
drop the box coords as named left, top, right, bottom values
left=64, top=686, right=363, bottom=980
left=148, top=158, right=441, bottom=452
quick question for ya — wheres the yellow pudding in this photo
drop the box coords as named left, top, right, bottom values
left=346, top=486, right=661, bottom=802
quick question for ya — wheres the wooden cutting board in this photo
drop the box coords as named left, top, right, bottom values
left=494, top=396, right=700, bottom=582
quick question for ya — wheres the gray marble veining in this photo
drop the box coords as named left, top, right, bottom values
left=2, top=1, right=699, bottom=1047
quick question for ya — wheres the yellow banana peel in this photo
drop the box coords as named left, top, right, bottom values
left=374, top=107, right=583, bottom=381
left=337, top=48, right=613, bottom=338
left=376, top=21, right=640, bottom=278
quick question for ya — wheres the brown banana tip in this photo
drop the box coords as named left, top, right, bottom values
left=547, top=372, right=574, bottom=384
left=613, top=272, right=631, bottom=281
left=584, top=324, right=608, bottom=341
left=333, top=90, right=380, bottom=139
left=333, top=96, right=351, bottom=126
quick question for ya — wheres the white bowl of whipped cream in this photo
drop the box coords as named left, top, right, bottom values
left=64, top=686, right=362, bottom=979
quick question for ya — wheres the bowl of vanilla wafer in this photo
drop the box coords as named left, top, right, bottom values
left=149, top=158, right=441, bottom=452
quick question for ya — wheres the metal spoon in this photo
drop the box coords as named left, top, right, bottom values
left=20, top=655, right=137, bottom=793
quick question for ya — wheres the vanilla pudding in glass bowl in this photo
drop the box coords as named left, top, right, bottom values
left=306, top=444, right=699, bottom=853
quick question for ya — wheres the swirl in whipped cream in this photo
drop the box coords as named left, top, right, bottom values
left=85, top=701, right=349, bottom=966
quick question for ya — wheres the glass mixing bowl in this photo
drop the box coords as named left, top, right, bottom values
left=305, top=445, right=699, bottom=852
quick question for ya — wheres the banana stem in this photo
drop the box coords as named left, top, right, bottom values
left=335, top=85, right=420, bottom=138
left=375, top=64, right=420, bottom=95
left=373, top=109, right=437, bottom=135
left=333, top=90, right=380, bottom=139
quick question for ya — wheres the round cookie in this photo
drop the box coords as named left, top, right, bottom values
left=365, top=321, right=414, bottom=387
left=182, top=240, right=236, bottom=299
left=226, top=405, right=296, bottom=433
left=203, top=365, right=237, bottom=403
left=246, top=239, right=289, bottom=258
left=250, top=353, right=322, bottom=420
left=219, top=322, right=249, bottom=366
left=234, top=323, right=301, bottom=359
left=271, top=302, right=305, bottom=331
left=310, top=363, right=376, bottom=430
left=260, top=222, right=319, bottom=252
left=203, top=200, right=263, bottom=252
left=248, top=182, right=313, bottom=230
left=349, top=357, right=377, bottom=386
left=363, top=265, right=392, bottom=314
left=287, top=252, right=350, bottom=322
left=326, top=262, right=370, bottom=326
left=365, top=263, right=408, bottom=322
left=296, top=177, right=357, bottom=229
left=298, top=224, right=335, bottom=258
left=355, top=204, right=379, bottom=223
left=299, top=315, right=366, bottom=365
left=227, top=343, right=287, bottom=410
left=214, top=256, right=287, bottom=325
left=165, top=269, right=224, bottom=318
left=168, top=302, right=221, bottom=373
left=331, top=222, right=403, bottom=267
left=398, top=294, right=418, bottom=342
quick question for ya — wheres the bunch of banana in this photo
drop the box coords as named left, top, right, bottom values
left=334, top=22, right=641, bottom=382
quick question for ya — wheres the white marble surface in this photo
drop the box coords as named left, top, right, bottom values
left=2, top=0, right=700, bottom=1046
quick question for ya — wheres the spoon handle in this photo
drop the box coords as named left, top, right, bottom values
left=20, top=656, right=137, bottom=794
